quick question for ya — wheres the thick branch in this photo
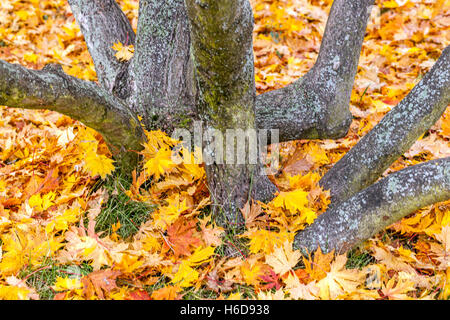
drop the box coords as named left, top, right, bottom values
left=68, top=0, right=135, bottom=92
left=129, top=0, right=196, bottom=131
left=294, top=157, right=450, bottom=254
left=0, top=60, right=144, bottom=166
left=320, top=46, right=450, bottom=204
left=255, top=0, right=374, bottom=141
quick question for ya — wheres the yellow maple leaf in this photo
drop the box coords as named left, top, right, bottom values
left=28, top=192, right=56, bottom=211
left=0, top=285, right=31, bottom=300
left=45, top=207, right=82, bottom=234
left=83, top=150, right=115, bottom=179
left=112, top=42, right=134, bottom=61
left=304, top=143, right=329, bottom=165
left=240, top=260, right=265, bottom=286
left=171, top=260, right=199, bottom=287
left=227, top=292, right=242, bottom=300
left=265, top=240, right=301, bottom=275
left=187, top=246, right=216, bottom=266
left=53, top=277, right=83, bottom=291
left=245, top=229, right=292, bottom=255
left=271, top=189, right=309, bottom=213
left=300, top=207, right=317, bottom=225
left=143, top=147, right=176, bottom=180
left=152, top=195, right=189, bottom=229
left=317, top=254, right=365, bottom=299
left=23, top=52, right=38, bottom=64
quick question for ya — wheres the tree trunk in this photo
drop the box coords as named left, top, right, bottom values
left=185, top=0, right=276, bottom=227
left=128, top=0, right=197, bottom=132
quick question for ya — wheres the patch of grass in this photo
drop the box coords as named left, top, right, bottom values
left=18, top=259, right=92, bottom=300
left=93, top=172, right=156, bottom=240
left=346, top=248, right=375, bottom=270
left=231, top=284, right=257, bottom=299
left=216, top=226, right=249, bottom=259
left=182, top=288, right=218, bottom=300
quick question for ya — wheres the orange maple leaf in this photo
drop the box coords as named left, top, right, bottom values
left=163, top=219, right=202, bottom=257
left=81, top=269, right=122, bottom=300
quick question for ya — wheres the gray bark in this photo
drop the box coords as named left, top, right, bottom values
left=68, top=0, right=136, bottom=93
left=185, top=0, right=276, bottom=227
left=320, top=45, right=450, bottom=205
left=255, top=0, right=375, bottom=141
left=294, top=157, right=450, bottom=254
left=129, top=0, right=197, bottom=132
left=0, top=60, right=144, bottom=167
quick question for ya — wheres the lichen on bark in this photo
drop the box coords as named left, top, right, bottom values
left=294, top=157, right=450, bottom=254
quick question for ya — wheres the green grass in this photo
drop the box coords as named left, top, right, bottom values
left=92, top=172, right=156, bottom=240
left=346, top=248, right=375, bottom=270
left=18, top=259, right=92, bottom=300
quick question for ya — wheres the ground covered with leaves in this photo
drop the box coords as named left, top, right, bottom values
left=0, top=0, right=449, bottom=300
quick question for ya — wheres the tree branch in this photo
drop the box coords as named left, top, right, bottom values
left=0, top=60, right=144, bottom=166
left=255, top=0, right=374, bottom=141
left=320, top=45, right=450, bottom=204
left=128, top=0, right=196, bottom=131
left=67, top=0, right=135, bottom=92
left=294, top=157, right=450, bottom=254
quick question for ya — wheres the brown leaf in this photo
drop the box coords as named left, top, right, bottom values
left=81, top=269, right=122, bottom=300
left=206, top=269, right=234, bottom=293
left=240, top=200, right=268, bottom=229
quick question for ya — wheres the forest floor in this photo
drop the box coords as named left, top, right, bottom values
left=0, top=0, right=449, bottom=300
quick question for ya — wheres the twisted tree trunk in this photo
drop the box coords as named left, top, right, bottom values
left=0, top=0, right=448, bottom=253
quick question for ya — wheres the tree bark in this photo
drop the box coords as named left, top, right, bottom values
left=320, top=45, right=450, bottom=205
left=255, top=0, right=374, bottom=142
left=67, top=0, right=136, bottom=93
left=0, top=0, right=448, bottom=252
left=294, top=157, right=450, bottom=254
left=0, top=60, right=144, bottom=168
left=128, top=0, right=197, bottom=132
left=185, top=0, right=276, bottom=227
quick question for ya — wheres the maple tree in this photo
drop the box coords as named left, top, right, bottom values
left=0, top=0, right=449, bottom=300
left=1, top=0, right=447, bottom=252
